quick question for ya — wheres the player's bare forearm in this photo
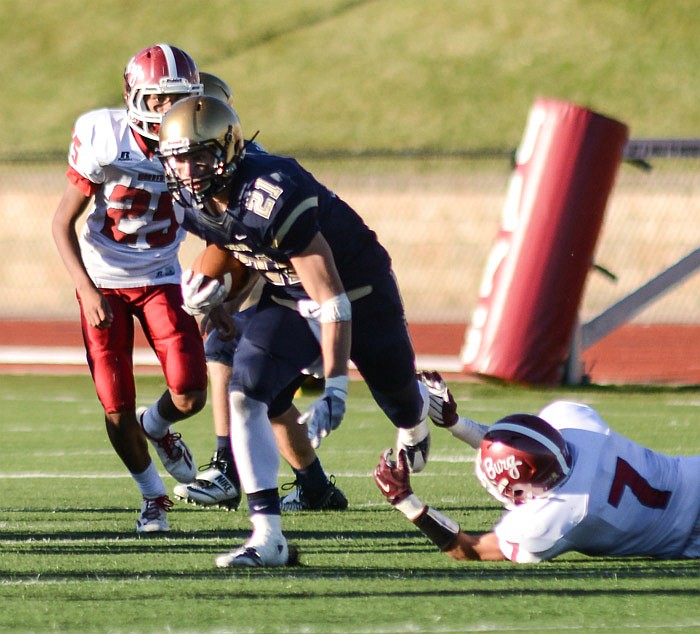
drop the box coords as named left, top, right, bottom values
left=292, top=232, right=351, bottom=378
left=51, top=183, right=95, bottom=293
left=322, top=319, right=351, bottom=379
left=444, top=531, right=506, bottom=562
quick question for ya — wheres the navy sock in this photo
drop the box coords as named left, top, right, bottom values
left=215, top=436, right=234, bottom=462
left=293, top=457, right=329, bottom=500
left=247, top=488, right=281, bottom=515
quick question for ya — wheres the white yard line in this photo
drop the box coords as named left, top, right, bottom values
left=0, top=466, right=473, bottom=479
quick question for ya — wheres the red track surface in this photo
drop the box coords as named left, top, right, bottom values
left=1, top=320, right=699, bottom=385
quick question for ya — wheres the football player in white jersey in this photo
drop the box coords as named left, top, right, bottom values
left=374, top=371, right=700, bottom=562
left=51, top=44, right=208, bottom=533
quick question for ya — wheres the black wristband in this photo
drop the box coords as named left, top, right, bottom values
left=413, top=506, right=460, bottom=551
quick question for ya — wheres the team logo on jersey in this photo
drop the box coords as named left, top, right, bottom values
left=482, top=454, right=522, bottom=481
left=154, top=265, right=176, bottom=279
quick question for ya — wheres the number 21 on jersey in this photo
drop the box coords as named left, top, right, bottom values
left=246, top=178, right=283, bottom=219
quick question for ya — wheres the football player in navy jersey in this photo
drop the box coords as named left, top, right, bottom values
left=173, top=74, right=348, bottom=514
left=158, top=95, right=431, bottom=567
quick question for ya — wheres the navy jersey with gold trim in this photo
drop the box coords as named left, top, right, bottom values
left=183, top=149, right=392, bottom=300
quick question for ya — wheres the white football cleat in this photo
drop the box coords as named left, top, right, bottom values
left=173, top=466, right=241, bottom=510
left=136, top=495, right=172, bottom=533
left=138, top=407, right=196, bottom=484
left=215, top=533, right=290, bottom=568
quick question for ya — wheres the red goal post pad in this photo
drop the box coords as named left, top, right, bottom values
left=462, top=98, right=629, bottom=384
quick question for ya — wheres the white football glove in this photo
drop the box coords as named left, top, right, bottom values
left=181, top=269, right=229, bottom=316
left=298, top=376, right=348, bottom=449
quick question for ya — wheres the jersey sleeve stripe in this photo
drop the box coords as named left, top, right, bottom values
left=272, top=196, right=318, bottom=248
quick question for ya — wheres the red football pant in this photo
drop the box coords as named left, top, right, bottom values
left=79, top=284, right=207, bottom=413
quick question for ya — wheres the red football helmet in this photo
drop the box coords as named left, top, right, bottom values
left=476, top=414, right=572, bottom=509
left=123, top=43, right=203, bottom=141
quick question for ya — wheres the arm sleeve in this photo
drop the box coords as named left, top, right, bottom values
left=493, top=497, right=582, bottom=563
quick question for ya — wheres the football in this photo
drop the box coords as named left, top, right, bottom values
left=190, top=244, right=250, bottom=301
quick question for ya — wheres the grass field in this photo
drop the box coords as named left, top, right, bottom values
left=2, top=374, right=700, bottom=633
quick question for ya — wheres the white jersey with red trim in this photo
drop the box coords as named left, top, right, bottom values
left=69, top=108, right=185, bottom=288
left=494, top=401, right=700, bottom=562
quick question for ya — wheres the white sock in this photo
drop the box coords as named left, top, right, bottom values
left=131, top=460, right=167, bottom=498
left=250, top=512, right=283, bottom=541
left=417, top=379, right=430, bottom=421
left=248, top=513, right=284, bottom=548
left=141, top=404, right=171, bottom=440
left=398, top=418, right=430, bottom=445
left=229, top=392, right=280, bottom=492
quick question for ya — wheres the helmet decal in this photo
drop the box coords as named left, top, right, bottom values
left=480, top=453, right=523, bottom=482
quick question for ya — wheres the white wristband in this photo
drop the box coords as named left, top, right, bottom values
left=320, top=293, right=352, bottom=323
left=394, top=493, right=426, bottom=520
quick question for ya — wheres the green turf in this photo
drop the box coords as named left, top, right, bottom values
left=3, top=0, right=700, bottom=156
left=1, top=374, right=700, bottom=633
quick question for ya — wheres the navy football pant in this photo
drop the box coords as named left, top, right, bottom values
left=230, top=274, right=423, bottom=428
